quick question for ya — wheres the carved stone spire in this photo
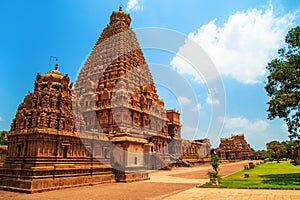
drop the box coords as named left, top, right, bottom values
left=10, top=68, right=74, bottom=134
left=73, top=8, right=168, bottom=137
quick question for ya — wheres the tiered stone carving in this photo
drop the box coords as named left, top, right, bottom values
left=73, top=7, right=173, bottom=170
left=0, top=66, right=115, bottom=193
left=216, top=134, right=252, bottom=160
left=72, top=7, right=210, bottom=170
left=11, top=69, right=74, bottom=134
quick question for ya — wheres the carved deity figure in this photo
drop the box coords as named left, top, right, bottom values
left=59, top=119, right=64, bottom=131
left=42, top=95, right=49, bottom=107
left=51, top=95, right=58, bottom=108
left=38, top=113, right=48, bottom=128
left=50, top=117, right=57, bottom=129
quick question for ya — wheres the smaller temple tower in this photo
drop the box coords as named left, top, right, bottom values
left=0, top=66, right=115, bottom=193
left=216, top=134, right=251, bottom=160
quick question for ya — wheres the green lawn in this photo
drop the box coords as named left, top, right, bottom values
left=218, top=161, right=300, bottom=189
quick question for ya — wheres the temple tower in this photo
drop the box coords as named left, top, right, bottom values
left=73, top=7, right=174, bottom=172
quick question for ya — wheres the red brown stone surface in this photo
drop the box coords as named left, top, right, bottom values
left=0, top=146, right=7, bottom=166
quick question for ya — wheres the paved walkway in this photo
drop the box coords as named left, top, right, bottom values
left=0, top=161, right=299, bottom=199
left=164, top=188, right=300, bottom=200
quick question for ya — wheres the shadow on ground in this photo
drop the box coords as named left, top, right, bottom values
left=259, top=173, right=300, bottom=186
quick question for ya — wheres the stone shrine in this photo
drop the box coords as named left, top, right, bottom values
left=216, top=134, right=252, bottom=160
left=0, top=66, right=115, bottom=193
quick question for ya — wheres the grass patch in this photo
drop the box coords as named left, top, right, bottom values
left=218, top=161, right=300, bottom=189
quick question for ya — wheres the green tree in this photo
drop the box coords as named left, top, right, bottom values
left=266, top=141, right=287, bottom=163
left=265, top=26, right=300, bottom=139
left=0, top=130, right=8, bottom=145
left=209, top=154, right=220, bottom=178
left=281, top=140, right=297, bottom=159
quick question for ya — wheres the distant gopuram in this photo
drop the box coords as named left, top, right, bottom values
left=216, top=134, right=252, bottom=160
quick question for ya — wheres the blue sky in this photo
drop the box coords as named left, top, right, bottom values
left=0, top=0, right=299, bottom=149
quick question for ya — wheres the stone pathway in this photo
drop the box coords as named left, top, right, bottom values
left=0, top=160, right=299, bottom=199
left=164, top=188, right=300, bottom=200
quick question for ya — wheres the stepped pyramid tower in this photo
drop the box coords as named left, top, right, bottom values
left=73, top=6, right=184, bottom=172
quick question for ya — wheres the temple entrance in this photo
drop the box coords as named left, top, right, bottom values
left=225, top=152, right=230, bottom=160
left=104, top=148, right=110, bottom=159
left=134, top=157, right=138, bottom=165
left=16, top=145, right=21, bottom=157
left=63, top=146, right=68, bottom=158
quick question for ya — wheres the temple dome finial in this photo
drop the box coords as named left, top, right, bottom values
left=110, top=5, right=131, bottom=26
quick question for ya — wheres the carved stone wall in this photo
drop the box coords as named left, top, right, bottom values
left=0, top=146, right=7, bottom=166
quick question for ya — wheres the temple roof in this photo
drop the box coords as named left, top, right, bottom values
left=43, top=69, right=65, bottom=80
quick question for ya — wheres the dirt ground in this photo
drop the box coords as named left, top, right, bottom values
left=0, top=160, right=261, bottom=200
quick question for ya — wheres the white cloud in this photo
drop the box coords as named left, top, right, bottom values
left=191, top=103, right=203, bottom=112
left=206, top=96, right=220, bottom=105
left=169, top=54, right=206, bottom=83
left=178, top=96, right=191, bottom=106
left=170, top=6, right=297, bottom=84
left=206, top=88, right=220, bottom=105
left=0, top=117, right=2, bottom=121
left=182, top=126, right=198, bottom=139
left=126, top=0, right=144, bottom=12
left=224, top=117, right=269, bottom=133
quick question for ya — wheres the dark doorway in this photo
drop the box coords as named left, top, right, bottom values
left=134, top=157, right=138, bottom=165
left=16, top=145, right=21, bottom=157
left=225, top=152, right=230, bottom=160
left=63, top=146, right=68, bottom=158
